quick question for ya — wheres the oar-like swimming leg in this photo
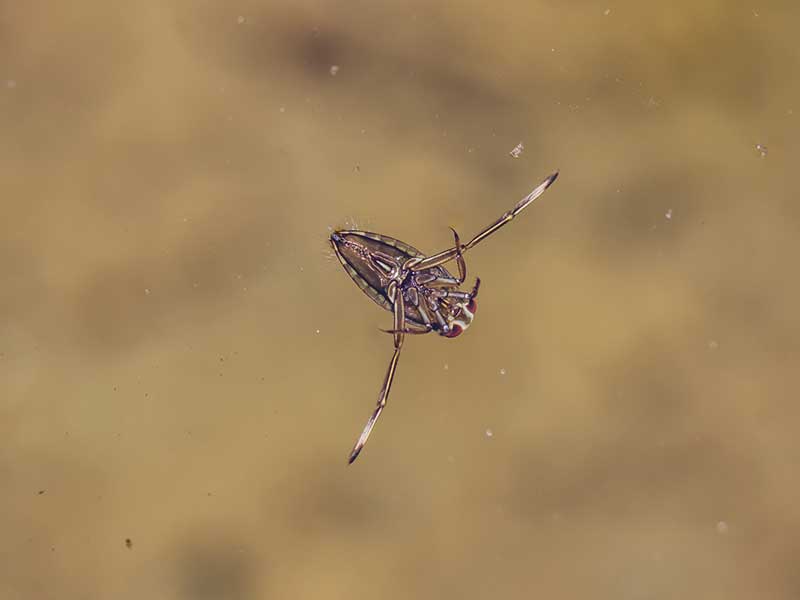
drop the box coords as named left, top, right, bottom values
left=408, top=172, right=558, bottom=272
left=348, top=282, right=406, bottom=464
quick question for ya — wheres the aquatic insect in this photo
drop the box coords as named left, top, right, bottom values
left=331, top=172, right=558, bottom=463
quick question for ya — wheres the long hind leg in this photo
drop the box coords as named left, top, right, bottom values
left=348, top=282, right=406, bottom=464
left=407, top=172, right=558, bottom=271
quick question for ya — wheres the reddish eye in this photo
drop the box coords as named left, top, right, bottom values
left=466, top=298, right=477, bottom=313
left=444, top=323, right=463, bottom=338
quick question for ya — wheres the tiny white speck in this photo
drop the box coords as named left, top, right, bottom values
left=279, top=106, right=285, bottom=113
left=329, top=65, right=339, bottom=76
left=665, top=208, right=673, bottom=220
left=604, top=8, right=611, bottom=15
left=485, top=428, right=494, bottom=438
left=443, top=363, right=449, bottom=371
left=237, top=15, right=246, bottom=24
left=144, top=288, right=151, bottom=295
left=716, top=521, right=729, bottom=534
left=499, top=368, right=506, bottom=376
left=755, top=144, right=768, bottom=157
left=315, top=329, right=320, bottom=334
left=509, top=142, right=524, bottom=159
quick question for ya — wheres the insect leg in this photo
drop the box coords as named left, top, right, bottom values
left=407, top=286, right=436, bottom=328
left=416, top=273, right=460, bottom=288
left=427, top=297, right=451, bottom=334
left=380, top=325, right=432, bottom=335
left=449, top=227, right=467, bottom=284
left=430, top=289, right=472, bottom=300
left=470, top=277, right=481, bottom=298
left=348, top=283, right=406, bottom=464
left=409, top=172, right=558, bottom=272
left=381, top=287, right=433, bottom=333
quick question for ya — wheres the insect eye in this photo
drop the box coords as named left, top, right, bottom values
left=444, top=323, right=463, bottom=338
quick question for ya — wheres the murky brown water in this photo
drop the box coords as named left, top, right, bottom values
left=2, top=1, right=799, bottom=598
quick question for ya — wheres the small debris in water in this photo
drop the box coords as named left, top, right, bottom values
left=665, top=208, right=673, bottom=220
left=144, top=288, right=151, bottom=295
left=125, top=538, right=133, bottom=549
left=237, top=15, right=246, bottom=24
left=499, top=368, right=506, bottom=376
left=755, top=144, right=768, bottom=157
left=485, top=428, right=494, bottom=438
left=716, top=521, right=729, bottom=534
left=647, top=96, right=661, bottom=109
left=509, top=142, right=524, bottom=159
left=315, top=329, right=320, bottom=334
left=604, top=8, right=611, bottom=15
left=329, top=65, right=340, bottom=76
left=279, top=106, right=285, bottom=113
left=708, top=340, right=719, bottom=350
left=443, top=363, right=449, bottom=371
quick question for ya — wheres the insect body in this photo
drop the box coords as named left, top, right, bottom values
left=330, top=230, right=479, bottom=338
left=331, top=172, right=558, bottom=463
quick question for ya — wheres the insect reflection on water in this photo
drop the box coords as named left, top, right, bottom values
left=330, top=172, right=559, bottom=464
